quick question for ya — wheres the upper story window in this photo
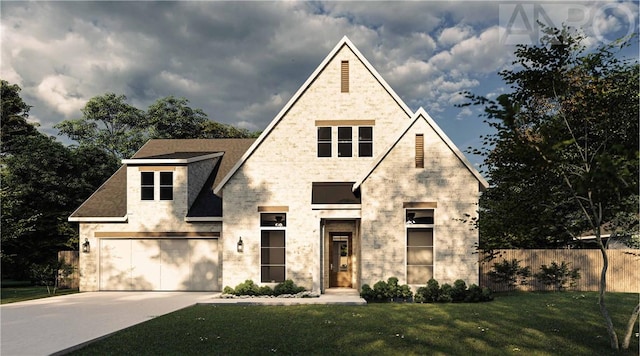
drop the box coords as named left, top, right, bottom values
left=159, top=172, right=173, bottom=200
left=140, top=171, right=173, bottom=201
left=358, top=127, right=373, bottom=157
left=337, top=127, right=352, bottom=157
left=317, top=127, right=332, bottom=158
left=141, top=172, right=155, bottom=200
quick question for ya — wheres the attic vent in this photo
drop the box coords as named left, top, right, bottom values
left=341, top=61, right=349, bottom=93
left=415, top=134, right=424, bottom=168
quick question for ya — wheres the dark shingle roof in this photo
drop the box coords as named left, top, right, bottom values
left=70, top=138, right=255, bottom=219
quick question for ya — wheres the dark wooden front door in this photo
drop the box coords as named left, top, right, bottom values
left=329, top=233, right=352, bottom=287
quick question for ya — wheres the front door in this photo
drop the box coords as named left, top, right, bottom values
left=329, top=233, right=352, bottom=287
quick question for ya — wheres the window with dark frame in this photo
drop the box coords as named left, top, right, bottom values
left=358, top=126, right=373, bottom=157
left=260, top=213, right=286, bottom=283
left=159, top=172, right=173, bottom=200
left=337, top=127, right=352, bottom=157
left=406, top=208, right=435, bottom=284
left=317, top=127, right=332, bottom=157
left=141, top=172, right=154, bottom=200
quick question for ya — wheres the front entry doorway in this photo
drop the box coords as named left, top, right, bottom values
left=329, top=233, right=352, bottom=287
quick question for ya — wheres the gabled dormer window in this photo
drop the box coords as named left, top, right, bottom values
left=140, top=171, right=173, bottom=201
left=141, top=172, right=154, bottom=200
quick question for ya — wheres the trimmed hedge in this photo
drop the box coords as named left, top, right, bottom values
left=361, top=277, right=493, bottom=303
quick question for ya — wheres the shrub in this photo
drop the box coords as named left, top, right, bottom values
left=233, top=280, right=260, bottom=296
left=372, top=280, right=391, bottom=302
left=534, top=261, right=581, bottom=291
left=465, top=284, right=494, bottom=302
left=386, top=277, right=413, bottom=301
left=451, top=279, right=468, bottom=302
left=258, top=285, right=274, bottom=296
left=415, top=278, right=440, bottom=303
left=438, top=283, right=453, bottom=303
left=360, top=284, right=375, bottom=301
left=222, top=286, right=235, bottom=295
left=273, top=279, right=305, bottom=296
left=487, top=259, right=532, bottom=290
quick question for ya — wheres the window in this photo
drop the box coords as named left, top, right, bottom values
left=406, top=209, right=434, bottom=284
left=159, top=172, right=173, bottom=200
left=317, top=127, right=332, bottom=157
left=337, top=127, right=352, bottom=157
left=141, top=172, right=154, bottom=200
left=261, top=213, right=286, bottom=283
left=341, top=60, right=349, bottom=93
left=415, top=134, right=424, bottom=168
left=358, top=127, right=373, bottom=157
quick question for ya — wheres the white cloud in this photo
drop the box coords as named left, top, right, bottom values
left=438, top=25, right=473, bottom=47
left=36, top=75, right=86, bottom=117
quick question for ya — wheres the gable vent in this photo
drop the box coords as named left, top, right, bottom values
left=341, top=61, right=349, bottom=93
left=415, top=134, right=424, bottom=168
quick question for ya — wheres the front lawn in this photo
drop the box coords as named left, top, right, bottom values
left=72, top=291, right=639, bottom=355
left=1, top=282, right=78, bottom=304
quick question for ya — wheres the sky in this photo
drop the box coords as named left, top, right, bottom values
left=1, top=1, right=638, bottom=170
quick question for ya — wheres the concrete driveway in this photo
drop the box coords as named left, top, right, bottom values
left=0, top=292, right=214, bottom=356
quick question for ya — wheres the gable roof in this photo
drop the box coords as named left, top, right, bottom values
left=353, top=107, right=489, bottom=191
left=213, top=36, right=414, bottom=195
left=69, top=138, right=255, bottom=221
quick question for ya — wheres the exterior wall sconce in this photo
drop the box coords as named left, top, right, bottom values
left=237, top=236, right=244, bottom=253
left=82, top=238, right=90, bottom=253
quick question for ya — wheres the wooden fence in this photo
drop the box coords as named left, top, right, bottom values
left=479, top=249, right=640, bottom=293
left=58, top=250, right=79, bottom=289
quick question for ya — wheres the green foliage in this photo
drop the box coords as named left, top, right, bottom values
left=465, top=284, right=494, bottom=303
left=361, top=277, right=413, bottom=302
left=438, top=283, right=453, bottom=303
left=451, top=280, right=468, bottom=302
left=535, top=261, right=581, bottom=291
left=273, top=279, right=305, bottom=295
left=223, top=279, right=305, bottom=296
left=29, top=261, right=74, bottom=295
left=415, top=278, right=440, bottom=303
left=55, top=93, right=147, bottom=160
left=487, top=259, right=532, bottom=290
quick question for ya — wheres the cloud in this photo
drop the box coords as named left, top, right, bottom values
left=36, top=75, right=86, bottom=117
left=438, top=25, right=473, bottom=47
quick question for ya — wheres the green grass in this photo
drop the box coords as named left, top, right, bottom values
left=71, top=291, right=639, bottom=355
left=1, top=284, right=79, bottom=304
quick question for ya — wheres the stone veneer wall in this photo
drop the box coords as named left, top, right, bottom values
left=359, top=118, right=480, bottom=287
left=221, top=45, right=413, bottom=292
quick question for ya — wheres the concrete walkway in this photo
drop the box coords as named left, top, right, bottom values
left=0, top=290, right=365, bottom=355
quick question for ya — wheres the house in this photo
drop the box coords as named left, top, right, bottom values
left=69, top=37, right=488, bottom=292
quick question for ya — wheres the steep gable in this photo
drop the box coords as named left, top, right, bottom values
left=353, top=107, right=489, bottom=191
left=214, top=36, right=413, bottom=195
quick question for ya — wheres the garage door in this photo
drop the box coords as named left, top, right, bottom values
left=99, top=239, right=219, bottom=291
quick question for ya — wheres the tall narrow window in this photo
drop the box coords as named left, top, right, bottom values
left=159, top=172, right=173, bottom=200
left=406, top=208, right=434, bottom=284
left=341, top=61, right=349, bottom=93
left=141, top=172, right=154, bottom=200
left=261, top=213, right=286, bottom=283
left=317, top=127, right=332, bottom=157
left=415, top=134, right=424, bottom=168
left=358, top=126, right=373, bottom=157
left=338, top=127, right=352, bottom=157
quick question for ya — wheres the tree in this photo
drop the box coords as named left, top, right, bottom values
left=55, top=93, right=147, bottom=160
left=146, top=96, right=208, bottom=139
left=1, top=80, right=38, bottom=153
left=463, top=28, right=638, bottom=349
left=1, top=82, right=119, bottom=280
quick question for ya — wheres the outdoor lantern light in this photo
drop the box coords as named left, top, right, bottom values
left=82, top=238, right=90, bottom=253
left=237, top=236, right=244, bottom=253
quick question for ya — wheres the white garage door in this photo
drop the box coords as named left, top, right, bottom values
left=99, top=239, right=219, bottom=291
